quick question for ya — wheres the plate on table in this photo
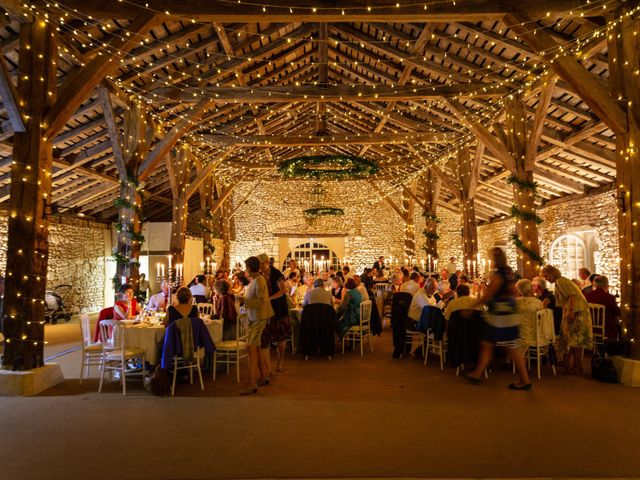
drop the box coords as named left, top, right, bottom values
left=120, top=319, right=136, bottom=325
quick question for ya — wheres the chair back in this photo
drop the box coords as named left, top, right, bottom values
left=534, top=308, right=555, bottom=346
left=197, top=303, right=213, bottom=316
left=588, top=303, right=606, bottom=348
left=237, top=312, right=249, bottom=342
left=374, top=283, right=388, bottom=294
left=391, top=292, right=412, bottom=324
left=99, top=319, right=122, bottom=350
left=80, top=314, right=93, bottom=346
left=360, top=300, right=372, bottom=329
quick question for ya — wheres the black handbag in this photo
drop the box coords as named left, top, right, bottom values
left=591, top=355, right=618, bottom=383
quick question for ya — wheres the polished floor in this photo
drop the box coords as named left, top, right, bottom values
left=1, top=320, right=639, bottom=480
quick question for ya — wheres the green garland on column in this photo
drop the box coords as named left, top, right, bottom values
left=510, top=234, right=544, bottom=265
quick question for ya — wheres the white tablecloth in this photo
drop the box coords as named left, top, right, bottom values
left=123, top=319, right=223, bottom=364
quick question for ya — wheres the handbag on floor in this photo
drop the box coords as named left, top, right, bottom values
left=146, top=363, right=170, bottom=396
left=591, top=354, right=617, bottom=383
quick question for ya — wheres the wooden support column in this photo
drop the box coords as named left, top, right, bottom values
left=422, top=168, right=442, bottom=261
left=608, top=4, right=640, bottom=358
left=216, top=182, right=232, bottom=264
left=2, top=21, right=57, bottom=370
left=402, top=180, right=417, bottom=263
left=452, top=147, right=479, bottom=274
left=167, top=147, right=193, bottom=264
left=197, top=164, right=218, bottom=261
left=103, top=96, right=154, bottom=295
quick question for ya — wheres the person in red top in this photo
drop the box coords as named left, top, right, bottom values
left=113, top=284, right=141, bottom=320
left=585, top=275, right=621, bottom=342
left=213, top=279, right=238, bottom=340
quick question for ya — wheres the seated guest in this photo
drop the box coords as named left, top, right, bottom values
left=294, top=275, right=314, bottom=306
left=361, top=268, right=374, bottom=290
left=436, top=280, right=454, bottom=308
left=337, top=277, right=363, bottom=337
left=113, top=284, right=141, bottom=320
left=137, top=273, right=149, bottom=302
left=583, top=273, right=598, bottom=296
left=585, top=275, right=621, bottom=342
left=342, top=266, right=353, bottom=279
left=147, top=281, right=173, bottom=312
left=231, top=271, right=248, bottom=295
left=444, top=284, right=480, bottom=320
left=515, top=278, right=544, bottom=351
left=331, top=276, right=344, bottom=303
left=390, top=273, right=404, bottom=293
left=165, top=287, right=199, bottom=327
left=213, top=279, right=238, bottom=340
left=457, top=274, right=469, bottom=286
left=407, top=278, right=438, bottom=327
left=353, top=274, right=370, bottom=301
left=189, top=274, right=210, bottom=303
left=401, top=271, right=421, bottom=296
left=578, top=267, right=591, bottom=294
left=304, top=278, right=333, bottom=306
left=284, top=271, right=299, bottom=296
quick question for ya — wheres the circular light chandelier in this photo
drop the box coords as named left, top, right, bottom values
left=303, top=206, right=345, bottom=218
left=279, top=154, right=378, bottom=180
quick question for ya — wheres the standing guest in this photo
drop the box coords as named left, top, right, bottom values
left=449, top=270, right=459, bottom=291
left=213, top=280, right=238, bottom=341
left=147, top=281, right=173, bottom=312
left=283, top=259, right=300, bottom=279
left=189, top=274, right=210, bottom=303
left=585, top=275, right=621, bottom=343
left=304, top=278, right=333, bottom=306
left=444, top=284, right=480, bottom=320
left=137, top=273, right=150, bottom=302
left=113, top=284, right=141, bottom=320
left=462, top=247, right=531, bottom=390
left=239, top=256, right=273, bottom=395
left=337, top=277, right=363, bottom=337
left=542, top=264, right=593, bottom=375
left=446, top=257, right=457, bottom=275
left=164, top=287, right=199, bottom=327
left=515, top=279, right=544, bottom=351
left=407, top=278, right=438, bottom=327
left=373, top=256, right=386, bottom=271
left=258, top=252, right=291, bottom=376
left=401, top=271, right=421, bottom=296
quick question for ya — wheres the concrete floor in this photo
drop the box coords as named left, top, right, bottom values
left=1, top=321, right=640, bottom=480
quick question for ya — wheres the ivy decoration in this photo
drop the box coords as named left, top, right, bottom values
left=510, top=205, right=543, bottom=225
left=423, top=229, right=440, bottom=240
left=423, top=212, right=441, bottom=223
left=303, top=207, right=345, bottom=218
left=510, top=234, right=545, bottom=265
left=506, top=175, right=538, bottom=192
left=279, top=155, right=378, bottom=180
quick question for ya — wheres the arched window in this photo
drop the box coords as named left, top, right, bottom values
left=549, top=234, right=587, bottom=280
left=286, top=242, right=339, bottom=271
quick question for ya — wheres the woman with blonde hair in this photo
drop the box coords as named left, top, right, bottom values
left=515, top=278, right=544, bottom=351
left=463, top=248, right=531, bottom=390
left=541, top=264, right=592, bottom=374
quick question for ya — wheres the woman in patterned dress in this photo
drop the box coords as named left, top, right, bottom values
left=541, top=264, right=593, bottom=374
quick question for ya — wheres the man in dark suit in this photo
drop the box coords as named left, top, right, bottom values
left=373, top=256, right=385, bottom=271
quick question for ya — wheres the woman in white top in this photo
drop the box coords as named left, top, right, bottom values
left=515, top=278, right=544, bottom=351
left=240, top=256, right=274, bottom=395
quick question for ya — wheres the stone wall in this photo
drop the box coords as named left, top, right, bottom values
left=476, top=187, right=620, bottom=290
left=230, top=181, right=408, bottom=272
left=437, top=208, right=464, bottom=271
left=0, top=214, right=110, bottom=313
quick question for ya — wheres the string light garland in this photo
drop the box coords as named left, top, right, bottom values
left=279, top=155, right=379, bottom=180
left=510, top=233, right=545, bottom=266
left=510, top=205, right=543, bottom=225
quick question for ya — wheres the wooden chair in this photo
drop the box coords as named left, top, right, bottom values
left=213, top=313, right=249, bottom=382
left=523, top=309, right=557, bottom=379
left=169, top=318, right=205, bottom=396
left=98, top=320, right=146, bottom=395
left=342, top=300, right=374, bottom=356
left=197, top=303, right=213, bottom=317
left=79, top=313, right=103, bottom=385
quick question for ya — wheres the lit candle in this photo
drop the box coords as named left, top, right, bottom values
left=481, top=259, right=486, bottom=273
left=200, top=261, right=205, bottom=272
left=168, top=254, right=172, bottom=270
left=156, top=263, right=161, bottom=277
left=472, top=260, right=476, bottom=278
left=428, top=254, right=431, bottom=270
left=434, top=259, right=438, bottom=271
left=206, top=257, right=210, bottom=273
left=161, top=264, right=165, bottom=277
left=467, top=259, right=471, bottom=273
left=488, top=260, right=492, bottom=272
left=421, top=259, right=425, bottom=270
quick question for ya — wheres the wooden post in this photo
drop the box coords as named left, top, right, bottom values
left=454, top=147, right=479, bottom=274
left=505, top=97, right=541, bottom=279
left=422, top=169, right=442, bottom=262
left=106, top=99, right=153, bottom=295
left=197, top=167, right=218, bottom=261
left=217, top=182, right=232, bottom=265
left=2, top=21, right=57, bottom=370
left=167, top=147, right=193, bottom=264
left=402, top=182, right=417, bottom=264
left=608, top=5, right=640, bottom=358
